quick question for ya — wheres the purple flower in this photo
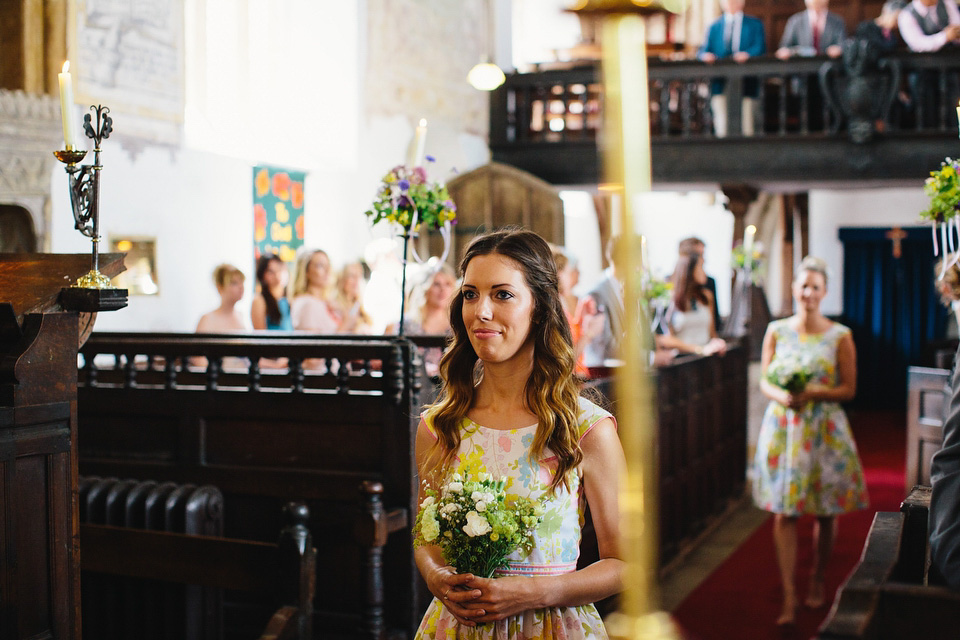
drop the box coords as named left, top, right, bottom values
left=398, top=179, right=410, bottom=190
left=398, top=195, right=411, bottom=208
left=425, top=155, right=436, bottom=163
left=444, top=200, right=456, bottom=210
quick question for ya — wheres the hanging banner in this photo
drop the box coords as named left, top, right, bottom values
left=253, top=165, right=305, bottom=264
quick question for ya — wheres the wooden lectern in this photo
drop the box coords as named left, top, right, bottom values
left=0, top=253, right=125, bottom=640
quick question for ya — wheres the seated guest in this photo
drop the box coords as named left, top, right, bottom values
left=582, top=237, right=625, bottom=369
left=196, top=263, right=247, bottom=333
left=661, top=251, right=727, bottom=356
left=552, top=246, right=605, bottom=376
left=331, top=261, right=374, bottom=334
left=855, top=0, right=906, bottom=52
left=290, top=248, right=339, bottom=333
left=386, top=264, right=457, bottom=377
left=698, top=0, right=766, bottom=137
left=678, top=236, right=722, bottom=334
left=251, top=253, right=293, bottom=331
left=776, top=0, right=847, bottom=58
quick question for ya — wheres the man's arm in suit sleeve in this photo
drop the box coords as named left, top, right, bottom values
left=743, top=18, right=767, bottom=56
left=930, top=349, right=960, bottom=589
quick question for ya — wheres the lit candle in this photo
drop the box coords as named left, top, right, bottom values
left=58, top=60, right=76, bottom=150
left=744, top=224, right=756, bottom=258
left=956, top=100, right=960, bottom=138
left=407, top=118, right=427, bottom=167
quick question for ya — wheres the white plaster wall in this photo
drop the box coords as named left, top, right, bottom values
left=49, top=0, right=490, bottom=332
left=808, top=187, right=929, bottom=316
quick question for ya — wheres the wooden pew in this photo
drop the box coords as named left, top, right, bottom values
left=76, top=333, right=425, bottom=639
left=581, top=343, right=749, bottom=571
left=818, top=487, right=960, bottom=639
left=81, top=500, right=316, bottom=640
left=905, top=366, right=950, bottom=492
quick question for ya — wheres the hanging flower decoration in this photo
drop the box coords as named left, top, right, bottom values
left=922, top=158, right=960, bottom=223
left=922, top=158, right=960, bottom=280
left=365, top=158, right=457, bottom=233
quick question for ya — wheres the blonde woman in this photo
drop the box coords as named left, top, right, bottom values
left=290, top=249, right=338, bottom=333
left=754, top=256, right=867, bottom=627
left=332, top=261, right=374, bottom=334
left=196, top=264, right=247, bottom=333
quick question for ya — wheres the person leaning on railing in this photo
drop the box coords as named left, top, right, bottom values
left=898, top=0, right=960, bottom=128
left=697, top=0, right=766, bottom=137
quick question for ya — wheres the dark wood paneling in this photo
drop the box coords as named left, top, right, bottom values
left=905, top=366, right=950, bottom=492
left=76, top=333, right=423, bottom=640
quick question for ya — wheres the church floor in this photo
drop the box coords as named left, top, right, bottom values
left=660, top=499, right=770, bottom=611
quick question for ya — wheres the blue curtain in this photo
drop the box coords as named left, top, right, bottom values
left=839, top=227, right=949, bottom=409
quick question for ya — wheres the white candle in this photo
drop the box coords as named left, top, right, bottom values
left=744, top=224, right=756, bottom=258
left=58, top=61, right=76, bottom=150
left=956, top=101, right=960, bottom=138
left=408, top=118, right=427, bottom=167
left=640, top=235, right=649, bottom=272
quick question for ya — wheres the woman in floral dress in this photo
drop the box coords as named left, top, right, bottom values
left=413, top=228, right=625, bottom=639
left=753, top=256, right=868, bottom=627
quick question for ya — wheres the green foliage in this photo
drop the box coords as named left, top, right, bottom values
left=921, top=158, right=960, bottom=223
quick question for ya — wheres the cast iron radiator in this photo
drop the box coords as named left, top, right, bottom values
left=78, top=476, right=224, bottom=640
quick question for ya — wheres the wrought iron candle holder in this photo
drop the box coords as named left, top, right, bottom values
left=53, top=104, right=114, bottom=289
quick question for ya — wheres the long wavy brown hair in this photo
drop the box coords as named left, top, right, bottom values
left=427, top=228, right=582, bottom=493
left=670, top=251, right=708, bottom=313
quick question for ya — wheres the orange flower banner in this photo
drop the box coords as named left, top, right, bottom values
left=253, top=165, right=305, bottom=264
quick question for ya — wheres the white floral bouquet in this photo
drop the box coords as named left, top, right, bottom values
left=766, top=354, right=813, bottom=394
left=414, top=471, right=544, bottom=578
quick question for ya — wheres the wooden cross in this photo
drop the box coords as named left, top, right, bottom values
left=886, top=227, right=907, bottom=259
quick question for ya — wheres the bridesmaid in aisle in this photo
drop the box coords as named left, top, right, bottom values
left=753, top=256, right=869, bottom=628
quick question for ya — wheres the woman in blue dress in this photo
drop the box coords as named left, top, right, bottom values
left=251, top=253, right=293, bottom=331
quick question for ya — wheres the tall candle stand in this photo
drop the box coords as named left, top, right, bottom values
left=54, top=105, right=127, bottom=312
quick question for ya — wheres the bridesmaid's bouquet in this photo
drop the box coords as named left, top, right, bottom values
left=766, top=355, right=813, bottom=394
left=414, top=471, right=544, bottom=578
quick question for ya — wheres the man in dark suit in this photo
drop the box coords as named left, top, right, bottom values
left=776, top=0, right=848, bottom=58
left=930, top=344, right=960, bottom=588
left=698, top=0, right=767, bottom=137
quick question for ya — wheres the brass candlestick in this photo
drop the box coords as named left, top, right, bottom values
left=53, top=104, right=114, bottom=289
left=572, top=2, right=684, bottom=639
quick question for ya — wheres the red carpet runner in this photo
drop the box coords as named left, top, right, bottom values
left=671, top=409, right=907, bottom=640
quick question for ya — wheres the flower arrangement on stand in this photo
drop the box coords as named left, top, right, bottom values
left=731, top=242, right=766, bottom=285
left=639, top=272, right=673, bottom=333
left=414, top=471, right=544, bottom=578
left=922, top=157, right=960, bottom=278
left=365, top=157, right=457, bottom=334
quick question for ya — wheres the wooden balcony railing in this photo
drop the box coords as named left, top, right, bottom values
left=490, top=49, right=960, bottom=186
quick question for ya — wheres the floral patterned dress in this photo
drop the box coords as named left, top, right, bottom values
left=753, top=319, right=869, bottom=515
left=415, top=397, right=614, bottom=640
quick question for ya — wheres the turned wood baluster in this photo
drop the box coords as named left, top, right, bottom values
left=357, top=481, right=387, bottom=640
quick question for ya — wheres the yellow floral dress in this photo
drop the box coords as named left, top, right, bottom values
left=415, top=396, right=613, bottom=640
left=752, top=320, right=869, bottom=515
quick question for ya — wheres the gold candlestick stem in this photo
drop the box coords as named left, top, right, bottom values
left=591, top=8, right=681, bottom=640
